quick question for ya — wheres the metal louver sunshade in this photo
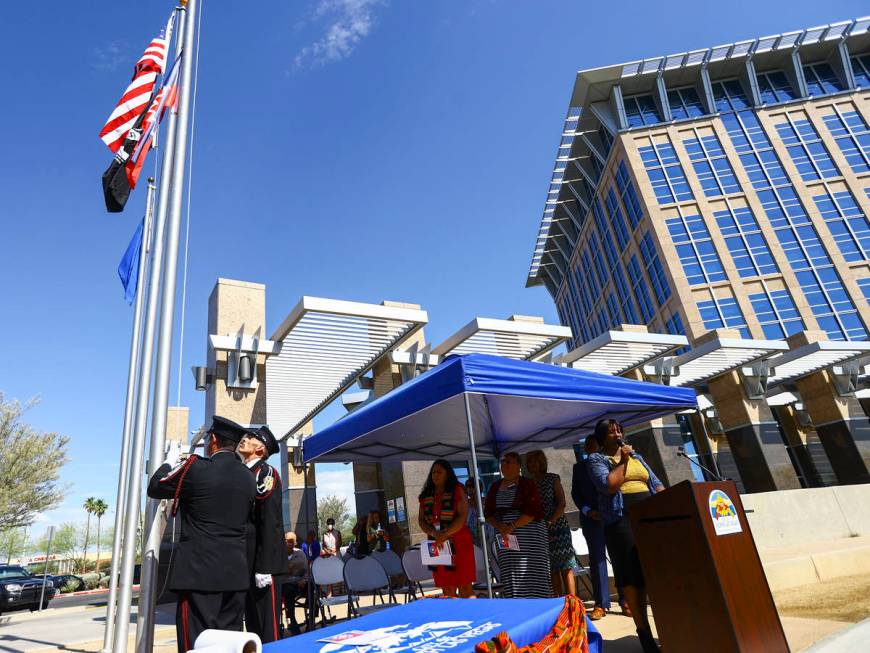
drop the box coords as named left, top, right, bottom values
left=767, top=341, right=870, bottom=387
left=670, top=337, right=788, bottom=387
left=266, top=297, right=428, bottom=439
left=558, top=330, right=688, bottom=376
left=432, top=317, right=571, bottom=360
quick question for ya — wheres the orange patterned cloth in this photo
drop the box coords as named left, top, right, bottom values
left=474, top=595, right=588, bottom=653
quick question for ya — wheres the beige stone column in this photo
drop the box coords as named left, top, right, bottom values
left=703, top=330, right=800, bottom=492
left=790, top=331, right=870, bottom=484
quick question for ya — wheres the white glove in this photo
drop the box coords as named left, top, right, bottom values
left=164, top=441, right=181, bottom=468
left=254, top=573, right=272, bottom=588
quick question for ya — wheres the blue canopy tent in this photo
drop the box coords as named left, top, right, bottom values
left=302, top=353, right=697, bottom=598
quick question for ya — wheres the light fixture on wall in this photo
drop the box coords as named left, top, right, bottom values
left=238, top=354, right=254, bottom=383
left=192, top=366, right=214, bottom=391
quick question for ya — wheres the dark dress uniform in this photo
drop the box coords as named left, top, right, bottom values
left=147, top=417, right=255, bottom=653
left=243, top=426, right=287, bottom=643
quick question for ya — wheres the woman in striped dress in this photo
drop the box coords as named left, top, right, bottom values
left=484, top=452, right=551, bottom=598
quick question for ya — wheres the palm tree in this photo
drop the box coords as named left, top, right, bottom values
left=82, top=497, right=97, bottom=573
left=92, top=499, right=108, bottom=573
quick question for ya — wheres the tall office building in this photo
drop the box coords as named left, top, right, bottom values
left=527, top=17, right=870, bottom=491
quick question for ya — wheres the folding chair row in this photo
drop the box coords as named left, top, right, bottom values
left=310, top=551, right=402, bottom=626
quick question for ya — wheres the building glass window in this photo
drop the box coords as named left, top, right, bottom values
left=756, top=70, right=796, bottom=104
left=593, top=198, right=619, bottom=262
left=713, top=204, right=779, bottom=277
left=774, top=118, right=839, bottom=181
left=812, top=189, right=870, bottom=262
left=667, top=87, right=705, bottom=120
left=666, top=211, right=727, bottom=285
left=607, top=294, right=621, bottom=328
left=627, top=255, right=655, bottom=322
left=639, top=231, right=671, bottom=305
left=697, top=297, right=751, bottom=338
left=664, top=310, right=689, bottom=354
left=857, top=278, right=870, bottom=303
left=852, top=55, right=870, bottom=88
left=624, top=94, right=662, bottom=127
left=823, top=109, right=870, bottom=174
left=580, top=249, right=599, bottom=296
left=589, top=232, right=610, bottom=290
left=748, top=288, right=805, bottom=339
left=599, top=125, right=614, bottom=156
left=712, top=79, right=751, bottom=112
left=605, top=188, right=630, bottom=249
left=803, top=62, right=845, bottom=96
left=615, top=161, right=643, bottom=229
left=639, top=139, right=694, bottom=205
left=614, top=266, right=639, bottom=324
left=714, top=79, right=867, bottom=341
left=683, top=132, right=740, bottom=196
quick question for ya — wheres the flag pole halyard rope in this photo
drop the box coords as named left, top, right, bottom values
left=175, top=0, right=203, bottom=407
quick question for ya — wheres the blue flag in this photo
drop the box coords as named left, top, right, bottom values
left=118, top=219, right=144, bottom=305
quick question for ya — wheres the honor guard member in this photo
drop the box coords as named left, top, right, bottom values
left=238, top=425, right=286, bottom=643
left=147, top=416, right=256, bottom=653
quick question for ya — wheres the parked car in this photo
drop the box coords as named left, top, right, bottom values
left=30, top=574, right=85, bottom=593
left=0, top=565, right=57, bottom=614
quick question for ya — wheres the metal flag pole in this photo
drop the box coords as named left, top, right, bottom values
left=463, top=392, right=493, bottom=598
left=38, top=526, right=55, bottom=612
left=102, top=179, right=158, bottom=652
left=111, top=7, right=188, bottom=650
left=137, top=0, right=199, bottom=650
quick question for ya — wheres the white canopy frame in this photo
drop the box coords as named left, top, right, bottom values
left=766, top=340, right=870, bottom=388
left=557, top=330, right=688, bottom=376
left=668, top=337, right=788, bottom=387
left=432, top=317, right=572, bottom=361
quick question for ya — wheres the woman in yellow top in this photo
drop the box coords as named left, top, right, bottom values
left=587, top=419, right=664, bottom=653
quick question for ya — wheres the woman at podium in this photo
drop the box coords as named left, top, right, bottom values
left=588, top=419, right=664, bottom=653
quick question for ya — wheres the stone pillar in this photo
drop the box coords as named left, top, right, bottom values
left=704, top=330, right=800, bottom=492
left=791, top=333, right=870, bottom=484
left=165, top=407, right=189, bottom=447
left=769, top=402, right=824, bottom=488
left=282, top=421, right=318, bottom=537
left=206, top=278, right=268, bottom=425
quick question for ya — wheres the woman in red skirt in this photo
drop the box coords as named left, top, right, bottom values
left=418, top=459, right=476, bottom=597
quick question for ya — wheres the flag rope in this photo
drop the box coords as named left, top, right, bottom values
left=175, top=0, right=204, bottom=407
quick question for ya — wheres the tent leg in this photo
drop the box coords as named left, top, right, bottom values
left=302, top=459, right=315, bottom=630
left=463, top=393, right=493, bottom=598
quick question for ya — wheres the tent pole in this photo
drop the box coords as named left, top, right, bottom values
left=463, top=392, right=493, bottom=598
left=302, top=457, right=314, bottom=630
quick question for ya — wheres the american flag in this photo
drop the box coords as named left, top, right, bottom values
left=98, top=13, right=175, bottom=153
left=125, top=53, right=182, bottom=189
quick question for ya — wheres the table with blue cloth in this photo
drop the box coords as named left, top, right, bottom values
left=264, top=598, right=602, bottom=652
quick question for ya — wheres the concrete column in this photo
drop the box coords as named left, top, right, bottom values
left=165, top=407, right=189, bottom=447
left=282, top=421, right=317, bottom=536
left=206, top=278, right=268, bottom=425
left=786, top=330, right=870, bottom=485
left=769, top=403, right=824, bottom=488
left=704, top=330, right=801, bottom=492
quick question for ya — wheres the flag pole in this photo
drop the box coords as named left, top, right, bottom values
left=137, top=0, right=199, bottom=650
left=101, top=179, right=158, bottom=652
left=111, top=4, right=187, bottom=650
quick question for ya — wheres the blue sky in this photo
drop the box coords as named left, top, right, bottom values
left=1, top=0, right=865, bottom=536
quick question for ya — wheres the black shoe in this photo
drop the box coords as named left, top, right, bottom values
left=637, top=627, right=661, bottom=653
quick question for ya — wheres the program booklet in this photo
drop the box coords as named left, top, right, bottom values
left=496, top=533, right=520, bottom=551
left=421, top=539, right=454, bottom=566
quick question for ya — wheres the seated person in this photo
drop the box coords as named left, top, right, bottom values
left=280, top=532, right=309, bottom=635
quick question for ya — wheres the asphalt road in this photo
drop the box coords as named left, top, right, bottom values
left=0, top=594, right=172, bottom=653
left=49, top=588, right=140, bottom=610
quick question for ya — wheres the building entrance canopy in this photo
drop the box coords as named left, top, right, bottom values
left=557, top=330, right=688, bottom=376
left=302, top=353, right=696, bottom=463
left=767, top=340, right=870, bottom=387
left=432, top=317, right=571, bottom=360
left=266, top=297, right=428, bottom=439
left=669, top=336, right=788, bottom=387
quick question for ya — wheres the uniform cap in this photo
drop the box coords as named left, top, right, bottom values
left=248, top=425, right=280, bottom=457
left=209, top=415, right=248, bottom=444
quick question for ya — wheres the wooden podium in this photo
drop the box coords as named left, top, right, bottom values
left=628, top=480, right=789, bottom=652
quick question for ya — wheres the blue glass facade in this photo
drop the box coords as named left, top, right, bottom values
left=756, top=70, right=796, bottom=104
left=853, top=55, right=870, bottom=88
left=666, top=210, right=727, bottom=285
left=748, top=288, right=805, bottom=339
left=616, top=161, right=643, bottom=229
left=714, top=80, right=867, bottom=341
left=697, top=296, right=751, bottom=338
left=803, top=62, right=845, bottom=96
left=812, top=189, right=870, bottom=262
left=774, top=118, right=838, bottom=181
left=625, top=94, right=662, bottom=128
left=667, top=87, right=705, bottom=120
left=713, top=204, right=779, bottom=278
left=639, top=139, right=694, bottom=205
left=683, top=132, right=740, bottom=196
left=823, top=110, right=870, bottom=174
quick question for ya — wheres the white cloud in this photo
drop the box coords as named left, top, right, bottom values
left=294, top=0, right=385, bottom=69
left=92, top=41, right=129, bottom=72
left=314, top=466, right=355, bottom=508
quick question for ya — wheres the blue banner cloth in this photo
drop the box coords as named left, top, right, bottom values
left=117, top=218, right=144, bottom=305
left=304, top=352, right=697, bottom=463
left=263, top=598, right=602, bottom=653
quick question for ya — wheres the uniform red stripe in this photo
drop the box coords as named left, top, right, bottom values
left=270, top=579, right=278, bottom=640
left=181, top=593, right=190, bottom=651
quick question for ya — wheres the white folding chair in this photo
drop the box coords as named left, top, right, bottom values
left=401, top=546, right=433, bottom=602
left=472, top=544, right=505, bottom=597
left=371, top=549, right=406, bottom=590
left=343, top=555, right=397, bottom=618
left=311, top=556, right=349, bottom=628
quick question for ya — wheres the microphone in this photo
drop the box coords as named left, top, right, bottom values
left=616, top=437, right=637, bottom=458
left=677, top=446, right=724, bottom=482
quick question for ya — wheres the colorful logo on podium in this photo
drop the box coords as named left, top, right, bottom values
left=708, top=489, right=742, bottom=536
